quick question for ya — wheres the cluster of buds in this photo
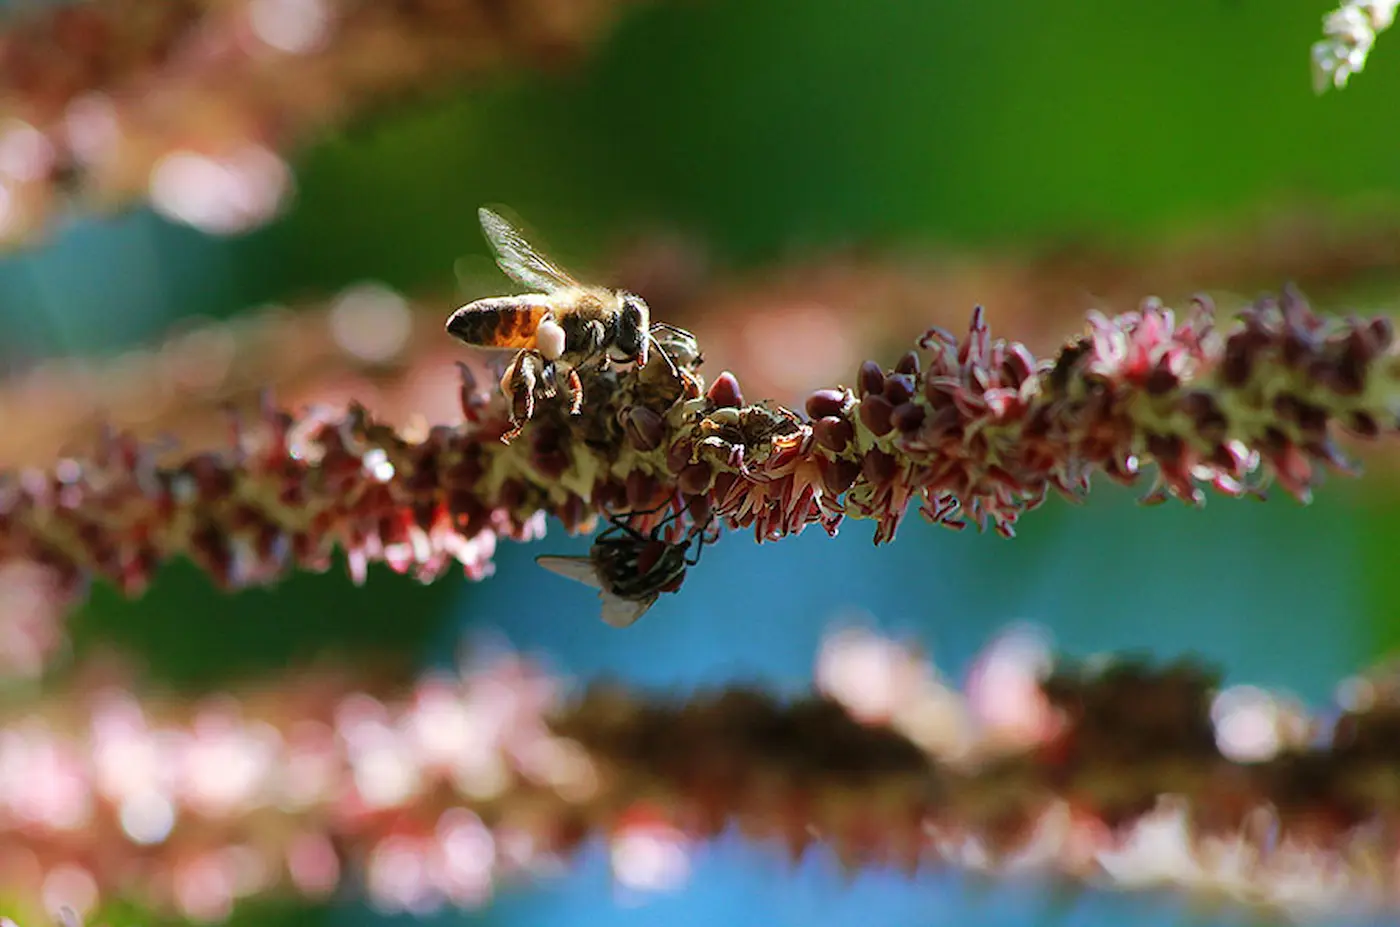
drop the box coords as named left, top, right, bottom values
left=1313, top=0, right=1398, bottom=92
left=0, top=0, right=639, bottom=244
left=0, top=285, right=1397, bottom=624
left=2, top=628, right=1400, bottom=920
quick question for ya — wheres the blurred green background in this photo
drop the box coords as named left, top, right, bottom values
left=6, top=0, right=1400, bottom=924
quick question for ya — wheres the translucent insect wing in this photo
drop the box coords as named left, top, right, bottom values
left=535, top=554, right=656, bottom=627
left=535, top=555, right=604, bottom=589
left=597, top=590, right=656, bottom=628
left=478, top=207, right=581, bottom=293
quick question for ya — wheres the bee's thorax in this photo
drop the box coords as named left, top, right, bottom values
left=558, top=311, right=611, bottom=360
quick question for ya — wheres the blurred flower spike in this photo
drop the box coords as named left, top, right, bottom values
left=0, top=285, right=1396, bottom=624
left=0, top=0, right=640, bottom=246
left=3, top=629, right=1400, bottom=917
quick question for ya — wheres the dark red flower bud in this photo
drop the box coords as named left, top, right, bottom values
left=862, top=449, right=897, bottom=484
left=806, top=388, right=850, bottom=420
left=685, top=493, right=713, bottom=525
left=707, top=371, right=744, bottom=409
left=891, top=402, right=925, bottom=433
left=813, top=416, right=855, bottom=452
left=859, top=395, right=894, bottom=436
left=1143, top=366, right=1178, bottom=395
left=819, top=457, right=861, bottom=495
left=625, top=471, right=661, bottom=511
left=678, top=461, right=714, bottom=495
left=883, top=373, right=916, bottom=405
left=858, top=360, right=886, bottom=397
left=666, top=439, right=694, bottom=473
left=624, top=406, right=666, bottom=451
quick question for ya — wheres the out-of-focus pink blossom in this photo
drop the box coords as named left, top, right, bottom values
left=0, top=631, right=1399, bottom=918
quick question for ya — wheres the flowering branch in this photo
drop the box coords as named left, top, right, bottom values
left=0, top=285, right=1394, bottom=621
left=1313, top=0, right=1399, bottom=91
left=0, top=0, right=642, bottom=245
left=8, top=202, right=1400, bottom=470
left=2, top=628, right=1399, bottom=920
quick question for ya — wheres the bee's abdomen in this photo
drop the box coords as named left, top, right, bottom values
left=446, top=296, right=549, bottom=350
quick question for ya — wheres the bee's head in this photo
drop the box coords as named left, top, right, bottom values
left=613, top=292, right=650, bottom=365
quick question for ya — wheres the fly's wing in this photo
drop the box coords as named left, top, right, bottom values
left=479, top=207, right=582, bottom=293
left=535, top=554, right=654, bottom=627
left=536, top=554, right=604, bottom=589
left=534, top=554, right=655, bottom=627
left=597, top=589, right=656, bottom=628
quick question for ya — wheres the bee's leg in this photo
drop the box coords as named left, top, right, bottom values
left=538, top=360, right=559, bottom=398
left=649, top=322, right=703, bottom=370
left=645, top=330, right=683, bottom=379
left=645, top=328, right=702, bottom=399
left=684, top=518, right=720, bottom=566
left=499, top=350, right=539, bottom=444
left=564, top=366, right=585, bottom=415
left=649, top=321, right=694, bottom=339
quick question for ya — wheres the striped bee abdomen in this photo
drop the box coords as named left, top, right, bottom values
left=446, top=296, right=551, bottom=350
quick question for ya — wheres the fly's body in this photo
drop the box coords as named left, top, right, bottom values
left=535, top=507, right=718, bottom=627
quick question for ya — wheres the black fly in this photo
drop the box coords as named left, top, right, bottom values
left=535, top=501, right=718, bottom=627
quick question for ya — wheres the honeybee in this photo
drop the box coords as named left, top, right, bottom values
left=446, top=207, right=685, bottom=441
left=535, top=508, right=718, bottom=627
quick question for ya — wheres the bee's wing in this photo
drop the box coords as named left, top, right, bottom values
left=536, top=554, right=604, bottom=589
left=597, top=589, right=657, bottom=628
left=479, top=207, right=582, bottom=293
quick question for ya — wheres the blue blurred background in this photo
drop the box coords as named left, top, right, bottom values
left=8, top=0, right=1400, bottom=925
